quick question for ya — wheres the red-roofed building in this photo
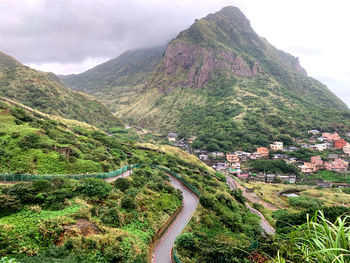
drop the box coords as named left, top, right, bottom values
left=334, top=139, right=347, bottom=149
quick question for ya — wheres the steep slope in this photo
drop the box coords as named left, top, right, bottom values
left=115, top=6, right=350, bottom=150
left=60, top=45, right=166, bottom=93
left=0, top=51, right=22, bottom=69
left=0, top=52, right=121, bottom=129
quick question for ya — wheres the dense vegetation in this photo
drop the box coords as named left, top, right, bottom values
left=0, top=54, right=121, bottom=129
left=0, top=100, right=126, bottom=174
left=271, top=210, right=350, bottom=263
left=0, top=168, right=182, bottom=262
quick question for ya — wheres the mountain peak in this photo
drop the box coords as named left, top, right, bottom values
left=0, top=51, right=22, bottom=69
left=210, top=6, right=252, bottom=31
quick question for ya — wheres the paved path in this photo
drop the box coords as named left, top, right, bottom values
left=229, top=176, right=278, bottom=211
left=226, top=175, right=275, bottom=235
left=153, top=175, right=199, bottom=263
left=104, top=170, right=132, bottom=182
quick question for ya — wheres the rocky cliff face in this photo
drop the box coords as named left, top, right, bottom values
left=147, top=41, right=262, bottom=92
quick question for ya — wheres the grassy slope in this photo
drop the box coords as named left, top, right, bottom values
left=0, top=54, right=121, bottom=130
left=0, top=99, right=126, bottom=174
left=59, top=45, right=165, bottom=94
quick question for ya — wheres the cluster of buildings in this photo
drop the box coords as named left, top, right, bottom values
left=169, top=130, right=350, bottom=179
left=299, top=156, right=349, bottom=173
left=307, top=131, right=350, bottom=154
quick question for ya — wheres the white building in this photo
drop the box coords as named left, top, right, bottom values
left=270, top=141, right=284, bottom=151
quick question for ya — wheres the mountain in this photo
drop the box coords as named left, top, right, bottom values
left=60, top=45, right=166, bottom=93
left=0, top=52, right=121, bottom=129
left=0, top=51, right=22, bottom=69
left=61, top=6, right=350, bottom=151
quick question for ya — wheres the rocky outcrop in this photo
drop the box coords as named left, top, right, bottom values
left=146, top=41, right=262, bottom=92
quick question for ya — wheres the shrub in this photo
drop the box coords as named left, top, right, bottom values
left=79, top=178, right=112, bottom=199
left=114, top=178, right=131, bottom=192
left=199, top=195, right=216, bottom=209
left=44, top=188, right=72, bottom=210
left=177, top=233, right=196, bottom=250
left=100, top=207, right=120, bottom=227
left=0, top=194, right=22, bottom=213
left=121, top=196, right=136, bottom=210
left=289, top=196, right=323, bottom=210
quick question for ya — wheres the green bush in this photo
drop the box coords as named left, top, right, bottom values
left=199, top=195, right=216, bottom=209
left=79, top=178, right=112, bottom=199
left=114, top=178, right=131, bottom=192
left=177, top=232, right=196, bottom=250
left=100, top=207, right=120, bottom=227
left=121, top=196, right=136, bottom=210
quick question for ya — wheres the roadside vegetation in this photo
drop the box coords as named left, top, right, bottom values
left=0, top=168, right=182, bottom=262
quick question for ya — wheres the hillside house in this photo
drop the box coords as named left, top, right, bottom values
left=226, top=153, right=240, bottom=163
left=250, top=152, right=262, bottom=160
left=257, top=147, right=269, bottom=157
left=308, top=129, right=320, bottom=135
left=228, top=162, right=241, bottom=175
left=234, top=151, right=251, bottom=160
left=167, top=133, right=178, bottom=142
left=325, top=159, right=349, bottom=172
left=53, top=146, right=71, bottom=159
left=248, top=174, right=266, bottom=182
left=210, top=151, right=225, bottom=158
left=186, top=136, right=196, bottom=144
left=199, top=154, right=209, bottom=161
left=266, top=174, right=276, bottom=183
left=328, top=154, right=339, bottom=159
left=311, top=156, right=324, bottom=170
left=334, top=139, right=347, bottom=149
left=213, top=162, right=227, bottom=171
left=322, top=132, right=341, bottom=141
left=318, top=137, right=326, bottom=142
left=343, top=143, right=350, bottom=155
left=273, top=154, right=287, bottom=159
left=299, top=162, right=317, bottom=173
left=287, top=157, right=298, bottom=164
left=314, top=143, right=328, bottom=151
left=270, top=141, right=283, bottom=151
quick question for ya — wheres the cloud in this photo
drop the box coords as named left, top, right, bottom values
left=0, top=0, right=349, bottom=107
left=0, top=0, right=235, bottom=67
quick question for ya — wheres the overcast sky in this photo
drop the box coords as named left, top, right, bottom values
left=0, top=0, right=349, bottom=106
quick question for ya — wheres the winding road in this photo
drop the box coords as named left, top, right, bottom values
left=226, top=175, right=275, bottom=235
left=106, top=168, right=200, bottom=263
left=153, top=175, right=199, bottom=263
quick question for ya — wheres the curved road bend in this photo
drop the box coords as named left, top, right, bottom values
left=226, top=175, right=275, bottom=235
left=153, top=175, right=199, bottom=263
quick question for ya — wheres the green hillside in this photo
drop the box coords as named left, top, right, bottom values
left=0, top=51, right=21, bottom=69
left=60, top=45, right=165, bottom=94
left=0, top=53, right=121, bottom=129
left=0, top=99, right=126, bottom=174
left=60, top=6, right=350, bottom=151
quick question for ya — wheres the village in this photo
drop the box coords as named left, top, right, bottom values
left=167, top=130, right=350, bottom=188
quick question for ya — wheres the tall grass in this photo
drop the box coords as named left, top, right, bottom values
left=276, top=211, right=350, bottom=263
